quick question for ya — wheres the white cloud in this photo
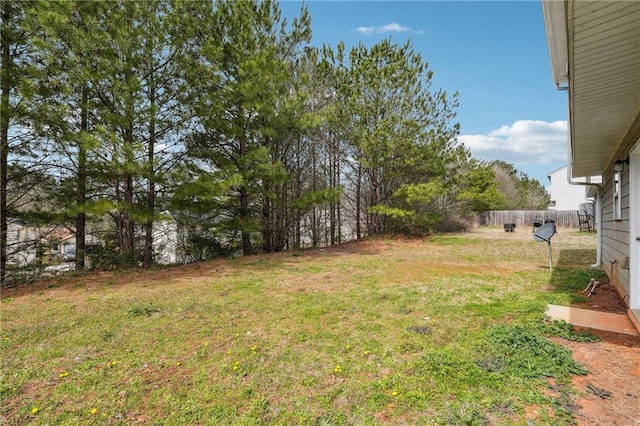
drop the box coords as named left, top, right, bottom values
left=355, top=26, right=377, bottom=36
left=354, top=22, right=423, bottom=35
left=379, top=23, right=410, bottom=33
left=459, top=120, right=567, bottom=165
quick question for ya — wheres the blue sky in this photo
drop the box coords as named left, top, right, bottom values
left=279, top=0, right=569, bottom=186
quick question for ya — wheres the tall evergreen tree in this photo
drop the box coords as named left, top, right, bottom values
left=327, top=39, right=460, bottom=236
left=186, top=0, right=311, bottom=256
left=1, top=1, right=36, bottom=284
left=26, top=0, right=112, bottom=270
left=3, top=0, right=510, bottom=276
left=68, top=1, right=191, bottom=266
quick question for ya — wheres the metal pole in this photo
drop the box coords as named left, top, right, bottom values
left=547, top=241, right=553, bottom=272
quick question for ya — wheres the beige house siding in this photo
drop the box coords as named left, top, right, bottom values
left=601, top=164, right=631, bottom=299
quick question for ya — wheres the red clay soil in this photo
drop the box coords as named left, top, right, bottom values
left=563, top=281, right=640, bottom=426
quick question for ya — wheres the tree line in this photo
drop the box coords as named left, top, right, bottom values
left=0, top=0, right=548, bottom=284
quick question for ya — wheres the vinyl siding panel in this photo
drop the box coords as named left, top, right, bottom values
left=601, top=166, right=630, bottom=297
left=568, top=2, right=640, bottom=177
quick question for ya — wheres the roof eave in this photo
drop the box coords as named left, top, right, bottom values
left=542, top=0, right=569, bottom=88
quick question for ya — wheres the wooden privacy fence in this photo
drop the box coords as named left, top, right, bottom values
left=478, top=210, right=581, bottom=229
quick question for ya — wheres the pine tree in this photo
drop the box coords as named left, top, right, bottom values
left=1, top=1, right=36, bottom=284
left=327, top=38, right=460, bottom=236
left=25, top=0, right=114, bottom=270
left=185, top=0, right=311, bottom=256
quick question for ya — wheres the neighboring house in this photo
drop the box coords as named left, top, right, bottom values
left=8, top=215, right=179, bottom=269
left=6, top=219, right=41, bottom=267
left=546, top=165, right=601, bottom=211
left=6, top=220, right=90, bottom=267
left=6, top=221, right=75, bottom=267
left=543, top=1, right=640, bottom=330
left=54, top=233, right=103, bottom=263
left=153, top=217, right=179, bottom=265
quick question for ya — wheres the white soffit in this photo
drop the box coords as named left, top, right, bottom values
left=542, top=1, right=568, bottom=87
left=567, top=1, right=640, bottom=178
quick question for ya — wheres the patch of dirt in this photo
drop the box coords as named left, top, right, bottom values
left=561, top=281, right=640, bottom=426
left=574, top=279, right=630, bottom=315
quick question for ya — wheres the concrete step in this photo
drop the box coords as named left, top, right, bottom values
left=545, top=304, right=639, bottom=336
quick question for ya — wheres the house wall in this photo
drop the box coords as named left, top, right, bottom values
left=601, top=163, right=631, bottom=300
left=153, top=220, right=178, bottom=264
left=547, top=166, right=599, bottom=210
left=6, top=221, right=40, bottom=267
left=629, top=142, right=640, bottom=311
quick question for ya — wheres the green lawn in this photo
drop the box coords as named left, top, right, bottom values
left=1, top=228, right=606, bottom=425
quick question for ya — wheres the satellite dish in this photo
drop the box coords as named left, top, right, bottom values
left=534, top=223, right=556, bottom=272
left=534, top=223, right=556, bottom=242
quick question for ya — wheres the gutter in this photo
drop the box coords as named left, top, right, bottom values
left=557, top=86, right=603, bottom=268
left=566, top=164, right=602, bottom=269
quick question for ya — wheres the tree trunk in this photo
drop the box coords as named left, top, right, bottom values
left=335, top=145, right=342, bottom=244
left=143, top=75, right=156, bottom=268
left=121, top=129, right=136, bottom=262
left=144, top=181, right=154, bottom=267
left=329, top=172, right=336, bottom=246
left=238, top=129, right=253, bottom=256
left=355, top=164, right=362, bottom=240
left=121, top=56, right=136, bottom=264
left=0, top=5, right=12, bottom=285
left=369, top=168, right=379, bottom=235
left=311, top=145, right=318, bottom=247
left=262, top=184, right=272, bottom=253
left=75, top=86, right=89, bottom=271
left=329, top=133, right=338, bottom=246
left=293, top=138, right=302, bottom=250
left=122, top=175, right=135, bottom=260
left=239, top=186, right=253, bottom=255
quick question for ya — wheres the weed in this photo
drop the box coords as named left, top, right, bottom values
left=406, top=325, right=432, bottom=335
left=101, top=331, right=116, bottom=342
left=483, top=324, right=588, bottom=378
left=586, top=382, right=612, bottom=399
left=549, top=386, right=582, bottom=424
left=397, top=306, right=413, bottom=314
left=314, top=414, right=345, bottom=426
left=540, top=319, right=600, bottom=342
left=127, top=303, right=161, bottom=317
left=491, top=399, right=517, bottom=416
left=475, top=355, right=506, bottom=373
left=442, top=401, right=489, bottom=425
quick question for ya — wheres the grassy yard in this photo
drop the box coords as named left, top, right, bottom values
left=1, top=228, right=606, bottom=425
